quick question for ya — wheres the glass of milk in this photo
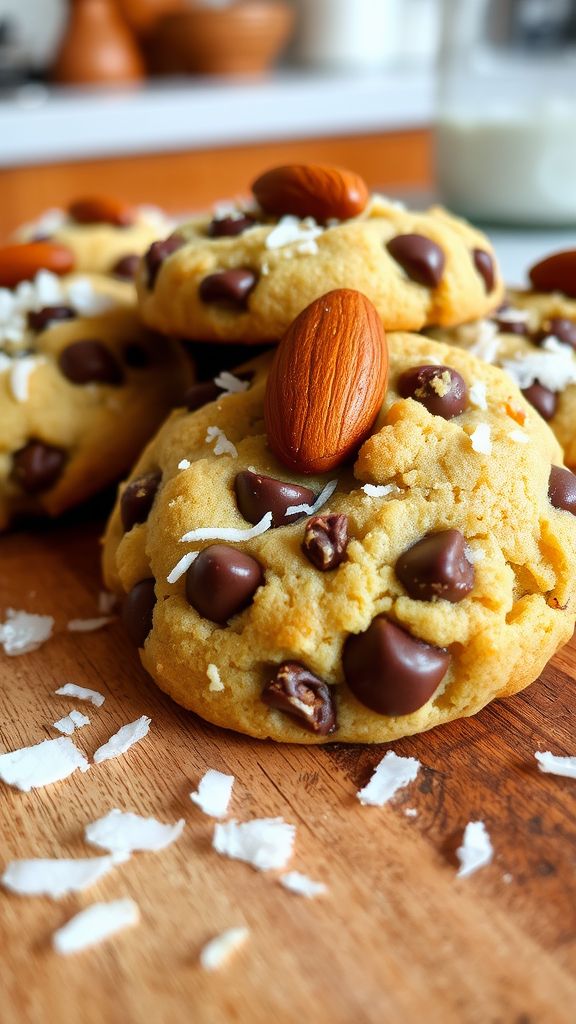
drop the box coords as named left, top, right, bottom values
left=436, top=0, right=576, bottom=225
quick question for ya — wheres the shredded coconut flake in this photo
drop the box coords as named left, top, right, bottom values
left=200, top=927, right=249, bottom=971
left=469, top=380, right=488, bottom=410
left=279, top=871, right=327, bottom=898
left=0, top=608, right=54, bottom=655
left=469, top=423, right=492, bottom=455
left=535, top=750, right=576, bottom=779
left=167, top=550, right=198, bottom=584
left=502, top=337, right=576, bottom=392
left=190, top=769, right=234, bottom=818
left=93, top=716, right=151, bottom=764
left=508, top=429, right=529, bottom=444
left=53, top=899, right=139, bottom=955
left=496, top=307, right=530, bottom=325
left=456, top=821, right=493, bottom=878
left=180, top=512, right=272, bottom=544
left=205, top=426, right=238, bottom=458
left=213, top=371, right=250, bottom=395
left=85, top=808, right=184, bottom=853
left=2, top=853, right=127, bottom=898
left=404, top=807, right=418, bottom=818
left=265, top=215, right=323, bottom=251
left=55, top=683, right=105, bottom=707
left=9, top=355, right=45, bottom=402
left=178, top=458, right=191, bottom=470
left=357, top=751, right=421, bottom=807
left=456, top=319, right=500, bottom=363
left=67, top=616, right=114, bottom=633
left=285, top=478, right=338, bottom=516
left=53, top=709, right=90, bottom=735
left=361, top=483, right=398, bottom=498
left=0, top=737, right=89, bottom=791
left=213, top=817, right=295, bottom=871
left=207, top=663, right=224, bottom=691
left=464, top=545, right=485, bottom=565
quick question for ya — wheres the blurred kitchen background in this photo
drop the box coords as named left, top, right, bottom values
left=1, top=0, right=576, bottom=271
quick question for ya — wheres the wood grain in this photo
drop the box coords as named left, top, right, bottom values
left=0, top=129, right=431, bottom=238
left=1, top=509, right=575, bottom=1024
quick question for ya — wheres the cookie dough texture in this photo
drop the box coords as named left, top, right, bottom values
left=103, top=332, right=576, bottom=744
left=136, top=198, right=503, bottom=342
left=0, top=274, right=193, bottom=529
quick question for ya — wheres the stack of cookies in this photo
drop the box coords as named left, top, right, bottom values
left=3, top=166, right=576, bottom=745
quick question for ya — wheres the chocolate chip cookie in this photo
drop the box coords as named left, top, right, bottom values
left=102, top=294, right=576, bottom=744
left=136, top=163, right=503, bottom=343
left=0, top=270, right=193, bottom=529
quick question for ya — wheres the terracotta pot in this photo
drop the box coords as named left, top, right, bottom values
left=52, top=0, right=145, bottom=85
left=149, top=1, right=294, bottom=77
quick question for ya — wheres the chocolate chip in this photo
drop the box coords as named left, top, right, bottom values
left=11, top=441, right=67, bottom=494
left=27, top=305, right=75, bottom=332
left=473, top=249, right=495, bottom=292
left=235, top=470, right=315, bottom=527
left=522, top=382, right=557, bottom=421
left=387, top=234, right=445, bottom=287
left=58, top=340, right=124, bottom=385
left=185, top=380, right=221, bottom=411
left=397, top=364, right=468, bottom=419
left=199, top=268, right=257, bottom=309
left=185, top=544, right=263, bottom=624
left=395, top=529, right=474, bottom=603
left=145, top=235, right=184, bottom=289
left=123, top=343, right=150, bottom=368
left=112, top=254, right=140, bottom=281
left=262, top=661, right=336, bottom=735
left=534, top=317, right=576, bottom=349
left=343, top=616, right=450, bottom=716
left=302, top=514, right=348, bottom=571
left=548, top=465, right=576, bottom=515
left=121, top=470, right=162, bottom=532
left=122, top=578, right=156, bottom=647
left=208, top=214, right=256, bottom=238
left=492, top=314, right=529, bottom=336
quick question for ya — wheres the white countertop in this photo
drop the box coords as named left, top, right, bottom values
left=0, top=69, right=434, bottom=167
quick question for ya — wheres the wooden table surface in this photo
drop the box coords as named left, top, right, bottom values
left=1, top=508, right=576, bottom=1024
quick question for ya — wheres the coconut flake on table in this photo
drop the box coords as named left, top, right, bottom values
left=357, top=751, right=421, bottom=807
left=213, top=817, right=295, bottom=871
left=85, top=808, right=185, bottom=854
left=53, top=898, right=140, bottom=956
left=55, top=683, right=105, bottom=707
left=180, top=512, right=272, bottom=545
left=279, top=871, right=327, bottom=898
left=1, top=853, right=127, bottom=899
left=468, top=380, right=488, bottom=410
left=167, top=550, right=198, bottom=584
left=9, top=355, right=45, bottom=402
left=535, top=750, right=576, bottom=779
left=502, top=337, right=576, bottom=392
left=213, top=371, right=251, bottom=395
left=0, top=608, right=54, bottom=655
left=456, top=821, right=493, bottom=878
left=265, top=215, right=323, bottom=252
left=200, top=926, right=249, bottom=971
left=53, top=709, right=90, bottom=735
left=67, top=616, right=115, bottom=633
left=205, top=426, right=238, bottom=458
left=469, top=423, right=492, bottom=455
left=0, top=736, right=89, bottom=791
left=361, top=483, right=399, bottom=498
left=285, top=478, right=338, bottom=516
left=190, top=769, right=234, bottom=818
left=177, top=458, right=191, bottom=470
left=93, top=716, right=151, bottom=764
left=207, top=663, right=224, bottom=692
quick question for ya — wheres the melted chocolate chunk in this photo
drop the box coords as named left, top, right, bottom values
left=208, top=214, right=256, bottom=237
left=473, top=249, right=495, bottom=293
left=387, top=234, right=445, bottom=287
left=548, top=465, right=576, bottom=515
left=11, top=440, right=66, bottom=494
left=521, top=382, right=557, bottom=421
left=395, top=529, right=474, bottom=603
left=199, top=268, right=257, bottom=309
left=123, top=342, right=150, bottom=368
left=397, top=364, right=468, bottom=419
left=235, top=470, right=315, bottom=528
left=302, top=514, right=348, bottom=571
left=112, top=254, right=140, bottom=281
left=121, top=470, right=162, bottom=533
left=27, top=305, right=75, bottom=332
left=145, top=235, right=184, bottom=289
left=122, top=578, right=156, bottom=647
left=534, top=317, right=576, bottom=349
left=185, top=544, right=263, bottom=624
left=262, top=662, right=336, bottom=735
left=58, top=340, right=124, bottom=386
left=343, top=616, right=451, bottom=716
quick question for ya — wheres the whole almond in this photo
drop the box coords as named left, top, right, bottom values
left=529, top=250, right=576, bottom=298
left=68, top=195, right=135, bottom=227
left=0, top=242, right=75, bottom=288
left=252, top=164, right=369, bottom=222
left=264, top=289, right=388, bottom=474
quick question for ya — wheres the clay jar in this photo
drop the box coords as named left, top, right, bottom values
left=52, top=0, right=145, bottom=85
